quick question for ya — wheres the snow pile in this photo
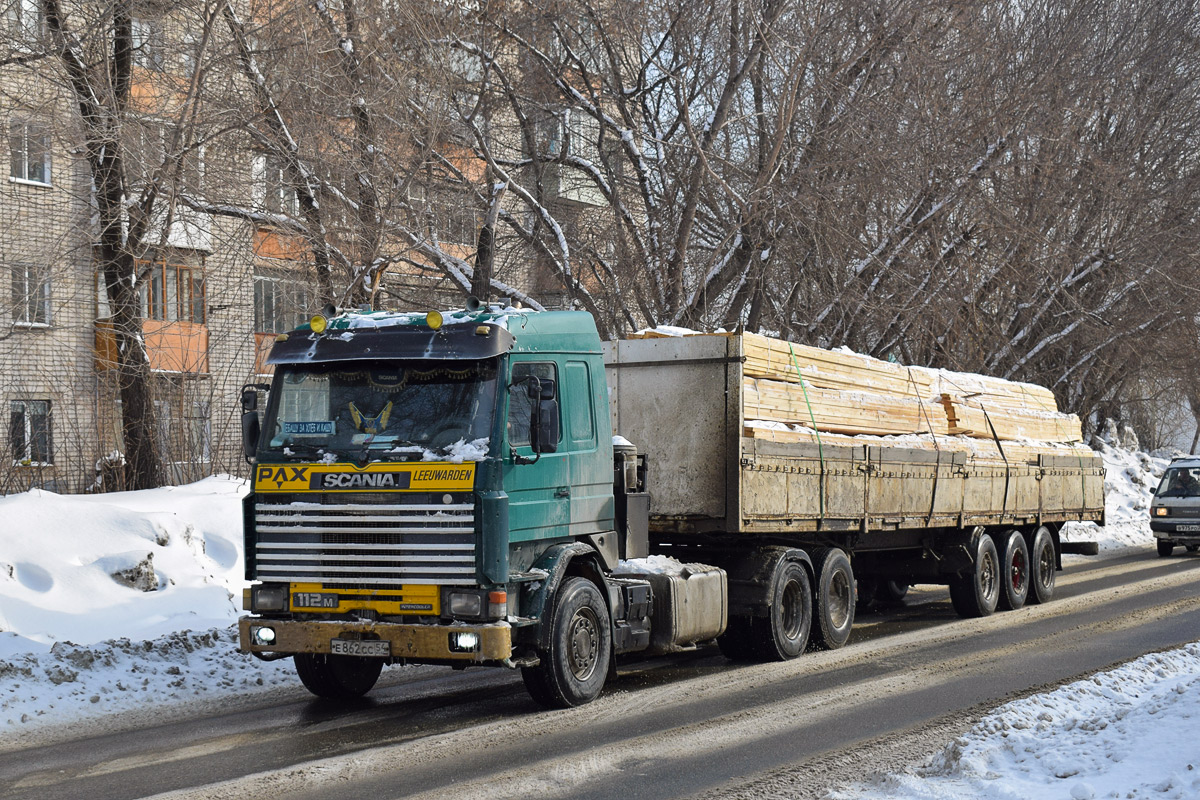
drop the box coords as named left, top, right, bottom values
left=1063, top=429, right=1172, bottom=552
left=827, top=643, right=1200, bottom=800
left=0, top=476, right=248, bottom=653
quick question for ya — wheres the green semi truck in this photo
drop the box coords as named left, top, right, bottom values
left=238, top=301, right=1105, bottom=707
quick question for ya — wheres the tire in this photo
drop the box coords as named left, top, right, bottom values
left=717, top=615, right=758, bottom=661
left=855, top=577, right=879, bottom=613
left=809, top=548, right=855, bottom=651
left=748, top=560, right=812, bottom=661
left=876, top=580, right=910, bottom=605
left=1158, top=539, right=1176, bottom=557
left=1028, top=525, right=1057, bottom=604
left=949, top=533, right=1000, bottom=618
left=522, top=577, right=611, bottom=708
left=294, top=653, right=383, bottom=699
left=997, top=530, right=1030, bottom=611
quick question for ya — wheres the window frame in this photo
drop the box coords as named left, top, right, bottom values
left=9, top=119, right=51, bottom=186
left=10, top=399, right=53, bottom=466
left=254, top=270, right=312, bottom=334
left=137, top=258, right=206, bottom=324
left=10, top=262, right=50, bottom=327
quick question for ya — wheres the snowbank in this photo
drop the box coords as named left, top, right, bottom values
left=828, top=644, right=1200, bottom=800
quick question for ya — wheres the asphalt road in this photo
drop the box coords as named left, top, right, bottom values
left=4, top=547, right=1200, bottom=800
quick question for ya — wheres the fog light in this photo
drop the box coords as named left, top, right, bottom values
left=449, top=631, right=479, bottom=652
left=252, top=626, right=277, bottom=646
left=449, top=592, right=483, bottom=617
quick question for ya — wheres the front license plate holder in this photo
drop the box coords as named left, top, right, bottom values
left=1176, top=525, right=1200, bottom=533
left=330, top=638, right=390, bottom=657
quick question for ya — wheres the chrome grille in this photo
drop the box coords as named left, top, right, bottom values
left=254, top=497, right=476, bottom=586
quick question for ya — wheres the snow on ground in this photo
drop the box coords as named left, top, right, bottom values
left=0, top=440, right=1194, bottom=799
left=827, top=644, right=1200, bottom=800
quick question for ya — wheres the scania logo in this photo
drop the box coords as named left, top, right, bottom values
left=312, top=472, right=411, bottom=490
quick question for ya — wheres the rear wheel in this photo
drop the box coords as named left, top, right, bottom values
left=949, top=533, right=1000, bottom=618
left=522, top=577, right=611, bottom=708
left=810, top=548, right=855, bottom=650
left=876, top=580, right=910, bottom=605
left=1028, top=526, right=1057, bottom=604
left=1158, top=539, right=1176, bottom=557
left=997, top=530, right=1030, bottom=611
left=294, top=653, right=383, bottom=699
left=748, top=560, right=812, bottom=661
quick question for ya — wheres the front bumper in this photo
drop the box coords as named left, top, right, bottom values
left=238, top=616, right=513, bottom=662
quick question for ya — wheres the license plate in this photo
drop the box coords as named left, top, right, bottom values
left=330, top=638, right=390, bottom=657
left=293, top=592, right=339, bottom=609
left=1177, top=525, right=1200, bottom=532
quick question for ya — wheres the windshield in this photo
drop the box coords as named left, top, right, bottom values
left=1156, top=466, right=1200, bottom=498
left=260, top=360, right=498, bottom=462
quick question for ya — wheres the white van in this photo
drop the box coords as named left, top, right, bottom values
left=1150, top=457, right=1200, bottom=556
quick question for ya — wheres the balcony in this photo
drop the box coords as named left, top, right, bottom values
left=95, top=319, right=209, bottom=374
left=254, top=332, right=277, bottom=376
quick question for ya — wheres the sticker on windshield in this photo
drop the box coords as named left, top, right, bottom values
left=282, top=421, right=335, bottom=436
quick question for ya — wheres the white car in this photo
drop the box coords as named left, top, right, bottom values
left=1150, top=457, right=1200, bottom=556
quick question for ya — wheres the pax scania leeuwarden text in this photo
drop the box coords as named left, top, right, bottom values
left=238, top=301, right=1105, bottom=707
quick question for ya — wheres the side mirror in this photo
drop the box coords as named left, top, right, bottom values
left=241, top=383, right=269, bottom=412
left=531, top=398, right=559, bottom=454
left=242, top=411, right=261, bottom=461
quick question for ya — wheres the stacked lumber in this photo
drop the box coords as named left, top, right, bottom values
left=744, top=378, right=949, bottom=436
left=628, top=328, right=1083, bottom=445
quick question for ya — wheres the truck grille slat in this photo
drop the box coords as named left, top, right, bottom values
left=254, top=495, right=476, bottom=589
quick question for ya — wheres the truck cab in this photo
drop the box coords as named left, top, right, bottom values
left=238, top=305, right=690, bottom=707
left=1150, top=457, right=1200, bottom=556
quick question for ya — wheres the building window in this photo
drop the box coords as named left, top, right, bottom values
left=255, top=155, right=299, bottom=217
left=5, top=0, right=42, bottom=42
left=254, top=271, right=312, bottom=333
left=10, top=399, right=52, bottom=465
left=132, top=17, right=165, bottom=70
left=11, top=263, right=49, bottom=325
left=138, top=259, right=205, bottom=324
left=9, top=120, right=51, bottom=185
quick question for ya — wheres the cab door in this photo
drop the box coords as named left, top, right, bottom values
left=504, top=359, right=570, bottom=543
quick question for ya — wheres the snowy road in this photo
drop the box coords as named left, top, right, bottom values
left=3, top=548, right=1198, bottom=800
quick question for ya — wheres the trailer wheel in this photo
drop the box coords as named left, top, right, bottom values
left=294, top=653, right=383, bottom=699
left=522, top=577, right=611, bottom=708
left=1157, top=539, right=1175, bottom=557
left=876, top=580, right=910, bottom=605
left=747, top=560, right=812, bottom=661
left=997, top=530, right=1030, bottom=611
left=1028, top=526, right=1057, bottom=604
left=810, top=548, right=855, bottom=650
left=949, top=533, right=1000, bottom=618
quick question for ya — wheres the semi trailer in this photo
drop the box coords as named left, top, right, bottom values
left=238, top=302, right=1105, bottom=707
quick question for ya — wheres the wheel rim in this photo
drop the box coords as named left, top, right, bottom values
left=567, top=607, right=601, bottom=681
left=828, top=570, right=852, bottom=630
left=979, top=550, right=998, bottom=599
left=1011, top=549, right=1028, bottom=593
left=1037, top=542, right=1055, bottom=590
left=781, top=578, right=805, bottom=641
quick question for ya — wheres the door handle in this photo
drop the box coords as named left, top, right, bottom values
left=554, top=486, right=571, bottom=498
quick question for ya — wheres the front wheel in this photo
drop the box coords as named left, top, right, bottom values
left=949, top=533, right=1000, bottom=618
left=294, top=653, right=383, bottom=699
left=522, top=577, right=612, bottom=708
left=1158, top=539, right=1176, bottom=557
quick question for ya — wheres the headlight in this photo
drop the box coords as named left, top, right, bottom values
left=251, top=584, right=288, bottom=612
left=1154, top=507, right=1168, bottom=517
left=449, top=592, right=483, bottom=617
